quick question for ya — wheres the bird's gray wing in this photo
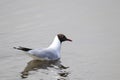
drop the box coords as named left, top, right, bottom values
left=28, top=49, right=58, bottom=60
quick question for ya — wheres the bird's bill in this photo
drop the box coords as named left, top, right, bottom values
left=66, top=38, right=72, bottom=42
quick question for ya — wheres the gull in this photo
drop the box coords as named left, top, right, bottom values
left=14, top=34, right=72, bottom=61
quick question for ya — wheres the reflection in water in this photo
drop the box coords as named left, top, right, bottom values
left=21, top=60, right=69, bottom=79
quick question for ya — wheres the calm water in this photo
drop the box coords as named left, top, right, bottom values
left=0, top=0, right=120, bottom=80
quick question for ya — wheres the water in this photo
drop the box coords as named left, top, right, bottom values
left=0, top=0, right=120, bottom=80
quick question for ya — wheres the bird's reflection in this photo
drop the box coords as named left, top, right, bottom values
left=21, top=59, right=69, bottom=79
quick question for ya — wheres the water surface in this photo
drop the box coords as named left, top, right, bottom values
left=0, top=0, right=120, bottom=80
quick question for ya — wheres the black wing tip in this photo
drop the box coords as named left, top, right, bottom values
left=13, top=46, right=18, bottom=49
left=13, top=46, right=21, bottom=49
left=13, top=46, right=32, bottom=51
left=13, top=47, right=16, bottom=49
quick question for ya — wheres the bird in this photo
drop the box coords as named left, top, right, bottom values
left=14, top=34, right=72, bottom=61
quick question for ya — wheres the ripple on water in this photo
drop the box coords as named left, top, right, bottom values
left=21, top=60, right=70, bottom=80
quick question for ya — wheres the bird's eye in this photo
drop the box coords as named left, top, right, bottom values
left=62, top=36, right=64, bottom=38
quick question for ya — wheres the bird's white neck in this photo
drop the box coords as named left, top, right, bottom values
left=48, top=36, right=61, bottom=53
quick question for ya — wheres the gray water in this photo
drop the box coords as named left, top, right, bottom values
left=0, top=0, right=120, bottom=80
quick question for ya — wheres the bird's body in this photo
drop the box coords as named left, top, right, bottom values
left=14, top=34, right=72, bottom=61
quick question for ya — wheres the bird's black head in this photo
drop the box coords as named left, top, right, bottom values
left=57, top=34, right=72, bottom=43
